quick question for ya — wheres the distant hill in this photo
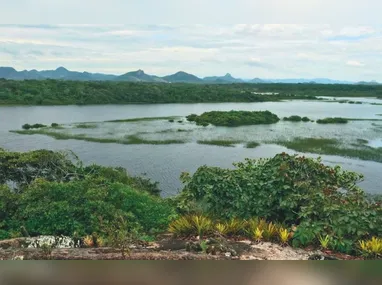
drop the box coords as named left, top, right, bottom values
left=117, top=70, right=166, bottom=82
left=0, top=66, right=377, bottom=85
left=204, top=73, right=243, bottom=83
left=162, top=71, right=203, bottom=83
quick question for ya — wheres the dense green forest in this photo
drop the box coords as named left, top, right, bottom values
left=0, top=79, right=382, bottom=105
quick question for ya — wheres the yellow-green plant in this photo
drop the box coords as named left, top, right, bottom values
left=359, top=237, right=382, bottom=258
left=191, top=215, right=212, bottom=239
left=253, top=227, right=264, bottom=242
left=263, top=222, right=278, bottom=241
left=215, top=223, right=229, bottom=236
left=245, top=217, right=261, bottom=238
left=225, top=218, right=245, bottom=236
left=258, top=218, right=268, bottom=231
left=318, top=235, right=331, bottom=250
left=168, top=216, right=194, bottom=237
left=279, top=228, right=290, bottom=245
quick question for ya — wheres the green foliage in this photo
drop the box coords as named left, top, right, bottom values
left=246, top=142, right=260, bottom=148
left=316, top=117, right=348, bottom=124
left=197, top=140, right=241, bottom=147
left=22, top=123, right=47, bottom=130
left=188, top=110, right=280, bottom=127
left=75, top=123, right=97, bottom=129
left=168, top=119, right=175, bottom=123
left=178, top=153, right=382, bottom=246
left=283, top=115, right=311, bottom=122
left=10, top=178, right=175, bottom=237
left=276, top=137, right=382, bottom=163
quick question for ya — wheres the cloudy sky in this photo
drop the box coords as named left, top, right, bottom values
left=1, top=1, right=382, bottom=81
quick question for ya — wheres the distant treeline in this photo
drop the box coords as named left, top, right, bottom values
left=0, top=79, right=381, bottom=105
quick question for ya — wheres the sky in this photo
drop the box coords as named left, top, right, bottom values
left=1, top=1, right=382, bottom=81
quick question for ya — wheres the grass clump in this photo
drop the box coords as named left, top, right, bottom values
left=188, top=110, right=280, bottom=127
left=283, top=115, right=311, bottom=122
left=246, top=142, right=260, bottom=148
left=106, top=116, right=178, bottom=123
left=126, top=135, right=185, bottom=145
left=11, top=130, right=186, bottom=146
left=316, top=117, right=348, bottom=124
left=197, top=140, right=241, bottom=147
left=275, top=137, right=382, bottom=163
left=75, top=123, right=97, bottom=129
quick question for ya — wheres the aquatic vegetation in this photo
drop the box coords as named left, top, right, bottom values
left=275, top=137, right=382, bottom=163
left=188, top=110, right=280, bottom=127
left=316, top=117, right=348, bottom=124
left=246, top=142, right=260, bottom=148
left=283, top=115, right=311, bottom=122
left=106, top=116, right=178, bottom=123
left=75, top=123, right=97, bottom=129
left=10, top=130, right=186, bottom=145
left=197, top=140, right=241, bottom=147
left=22, top=123, right=47, bottom=130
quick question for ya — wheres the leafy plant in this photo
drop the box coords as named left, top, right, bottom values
left=168, top=216, right=194, bottom=237
left=225, top=218, right=246, bottom=236
left=318, top=235, right=331, bottom=250
left=40, top=243, right=54, bottom=260
left=263, top=222, right=278, bottom=241
left=279, top=228, right=291, bottom=245
left=358, top=237, right=382, bottom=258
left=200, top=240, right=208, bottom=254
left=215, top=223, right=229, bottom=236
left=253, top=227, right=264, bottom=242
left=191, top=215, right=212, bottom=239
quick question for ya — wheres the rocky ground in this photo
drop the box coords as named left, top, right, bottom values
left=0, top=235, right=362, bottom=260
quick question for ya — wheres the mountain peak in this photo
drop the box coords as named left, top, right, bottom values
left=56, top=66, right=68, bottom=72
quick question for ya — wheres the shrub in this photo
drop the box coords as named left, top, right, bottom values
left=10, top=178, right=176, bottom=237
left=178, top=153, right=382, bottom=245
left=22, top=123, right=47, bottom=130
left=168, top=119, right=175, bottom=123
left=51, top=123, right=59, bottom=128
left=316, top=117, right=348, bottom=124
left=188, top=110, right=280, bottom=127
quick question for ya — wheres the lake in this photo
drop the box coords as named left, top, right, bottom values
left=1, top=100, right=381, bottom=196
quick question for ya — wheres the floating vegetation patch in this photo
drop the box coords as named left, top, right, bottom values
left=75, top=123, right=98, bottom=129
left=274, top=137, right=382, bottom=163
left=283, top=115, right=311, bottom=122
left=246, top=142, right=260, bottom=148
left=316, top=117, right=348, bottom=124
left=106, top=116, right=179, bottom=123
left=10, top=130, right=186, bottom=145
left=197, top=140, right=242, bottom=147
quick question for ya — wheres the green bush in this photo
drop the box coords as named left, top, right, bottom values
left=317, top=117, right=348, bottom=124
left=22, top=123, right=47, bottom=130
left=177, top=153, right=382, bottom=244
left=189, top=110, right=280, bottom=127
left=51, top=123, right=59, bottom=128
left=10, top=179, right=176, bottom=237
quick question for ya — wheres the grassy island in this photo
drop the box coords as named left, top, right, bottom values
left=187, top=110, right=280, bottom=127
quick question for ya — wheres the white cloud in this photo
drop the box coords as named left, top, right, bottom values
left=346, top=60, right=365, bottom=67
left=1, top=24, right=382, bottom=81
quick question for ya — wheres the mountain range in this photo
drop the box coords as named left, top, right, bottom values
left=0, top=66, right=379, bottom=85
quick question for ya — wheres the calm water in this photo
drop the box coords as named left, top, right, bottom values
left=1, top=100, right=381, bottom=196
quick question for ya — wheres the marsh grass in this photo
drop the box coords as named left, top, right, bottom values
left=316, top=117, right=348, bottom=124
left=11, top=130, right=186, bottom=145
left=246, top=142, right=260, bottom=148
left=106, top=116, right=178, bottom=123
left=75, top=123, right=98, bottom=129
left=197, top=140, right=242, bottom=147
left=275, top=137, right=382, bottom=163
